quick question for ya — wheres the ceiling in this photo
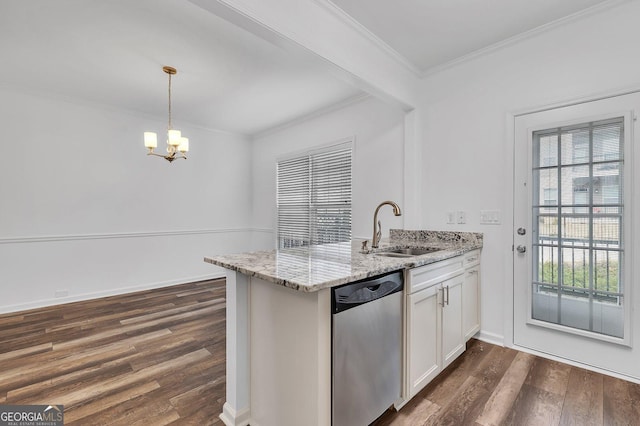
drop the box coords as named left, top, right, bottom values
left=0, top=0, right=616, bottom=136
left=329, top=0, right=613, bottom=73
left=0, top=0, right=363, bottom=136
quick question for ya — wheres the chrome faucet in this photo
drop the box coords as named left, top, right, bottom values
left=371, top=201, right=402, bottom=248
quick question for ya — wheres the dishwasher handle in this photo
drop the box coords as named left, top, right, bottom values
left=332, top=271, right=403, bottom=314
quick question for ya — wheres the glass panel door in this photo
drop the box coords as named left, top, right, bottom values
left=531, top=118, right=624, bottom=338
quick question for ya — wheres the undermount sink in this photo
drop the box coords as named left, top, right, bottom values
left=375, top=247, right=441, bottom=257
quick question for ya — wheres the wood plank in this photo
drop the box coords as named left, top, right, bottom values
left=22, top=349, right=211, bottom=407
left=0, top=328, right=173, bottom=393
left=119, top=298, right=224, bottom=325
left=603, top=375, right=640, bottom=426
left=422, top=342, right=503, bottom=410
left=426, top=375, right=489, bottom=426
left=0, top=342, right=52, bottom=362
left=53, top=305, right=220, bottom=351
left=524, top=356, right=571, bottom=396
left=559, top=368, right=604, bottom=426
left=502, top=384, right=563, bottom=426
left=64, top=381, right=161, bottom=424
left=375, top=398, right=440, bottom=426
left=475, top=351, right=536, bottom=426
left=7, top=361, right=135, bottom=403
left=0, top=342, right=138, bottom=392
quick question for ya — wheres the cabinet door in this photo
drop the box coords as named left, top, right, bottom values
left=441, top=274, right=465, bottom=369
left=463, top=266, right=480, bottom=341
left=407, top=285, right=440, bottom=398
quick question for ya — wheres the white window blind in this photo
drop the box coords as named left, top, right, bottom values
left=277, top=143, right=352, bottom=248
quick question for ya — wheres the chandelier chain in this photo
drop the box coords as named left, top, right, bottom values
left=167, top=72, right=172, bottom=130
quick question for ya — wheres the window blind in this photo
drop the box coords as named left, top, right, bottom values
left=277, top=143, right=352, bottom=248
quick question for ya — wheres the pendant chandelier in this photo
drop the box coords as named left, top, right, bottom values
left=143, top=66, right=189, bottom=163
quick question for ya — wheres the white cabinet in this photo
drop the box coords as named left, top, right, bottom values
left=406, top=282, right=440, bottom=396
left=462, top=250, right=481, bottom=341
left=441, top=274, right=465, bottom=367
left=405, top=256, right=465, bottom=399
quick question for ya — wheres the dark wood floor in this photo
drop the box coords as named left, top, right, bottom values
left=0, top=279, right=226, bottom=425
left=377, top=339, right=640, bottom=426
left=2, top=280, right=640, bottom=425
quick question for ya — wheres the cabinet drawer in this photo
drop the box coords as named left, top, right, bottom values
left=408, top=256, right=464, bottom=293
left=464, top=250, right=481, bottom=268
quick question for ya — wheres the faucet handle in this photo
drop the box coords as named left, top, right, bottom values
left=361, top=240, right=369, bottom=251
left=376, top=220, right=382, bottom=243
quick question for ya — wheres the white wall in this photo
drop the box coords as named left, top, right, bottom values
left=418, top=0, right=640, bottom=343
left=0, top=87, right=253, bottom=313
left=251, top=96, right=405, bottom=249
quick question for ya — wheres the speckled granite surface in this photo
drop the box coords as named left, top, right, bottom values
left=204, top=230, right=482, bottom=292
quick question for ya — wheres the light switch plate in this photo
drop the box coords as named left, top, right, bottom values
left=480, top=209, right=501, bottom=225
left=456, top=211, right=466, bottom=224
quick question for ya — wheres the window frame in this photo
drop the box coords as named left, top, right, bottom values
left=276, top=139, right=353, bottom=249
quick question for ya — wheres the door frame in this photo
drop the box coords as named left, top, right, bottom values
left=505, top=85, right=640, bottom=354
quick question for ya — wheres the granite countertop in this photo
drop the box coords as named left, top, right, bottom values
left=204, top=230, right=483, bottom=292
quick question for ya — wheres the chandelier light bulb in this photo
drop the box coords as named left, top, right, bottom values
left=168, top=129, right=182, bottom=147
left=178, top=137, right=189, bottom=153
left=144, top=132, right=158, bottom=149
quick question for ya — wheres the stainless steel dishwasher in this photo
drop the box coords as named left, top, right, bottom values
left=332, top=270, right=403, bottom=426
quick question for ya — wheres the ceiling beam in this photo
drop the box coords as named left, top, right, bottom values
left=188, top=0, right=420, bottom=111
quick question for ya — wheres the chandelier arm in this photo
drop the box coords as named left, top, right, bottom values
left=146, top=151, right=167, bottom=158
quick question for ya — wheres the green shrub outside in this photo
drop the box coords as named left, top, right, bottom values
left=538, top=260, right=619, bottom=292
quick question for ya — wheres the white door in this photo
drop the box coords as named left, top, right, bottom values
left=513, top=92, right=640, bottom=377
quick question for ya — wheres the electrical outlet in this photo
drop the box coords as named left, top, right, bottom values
left=446, top=211, right=455, bottom=224
left=55, top=289, right=69, bottom=298
left=456, top=211, right=466, bottom=224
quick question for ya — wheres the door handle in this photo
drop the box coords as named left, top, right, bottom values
left=516, top=245, right=527, bottom=254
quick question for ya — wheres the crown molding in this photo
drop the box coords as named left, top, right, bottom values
left=311, top=0, right=631, bottom=79
left=421, top=0, right=632, bottom=78
left=310, top=0, right=422, bottom=78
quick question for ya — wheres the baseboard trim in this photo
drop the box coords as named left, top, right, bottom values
left=219, top=402, right=250, bottom=426
left=0, top=272, right=226, bottom=315
left=511, top=343, right=640, bottom=384
left=476, top=330, right=505, bottom=347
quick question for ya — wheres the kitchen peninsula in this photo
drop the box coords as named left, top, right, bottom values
left=205, top=230, right=482, bottom=426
